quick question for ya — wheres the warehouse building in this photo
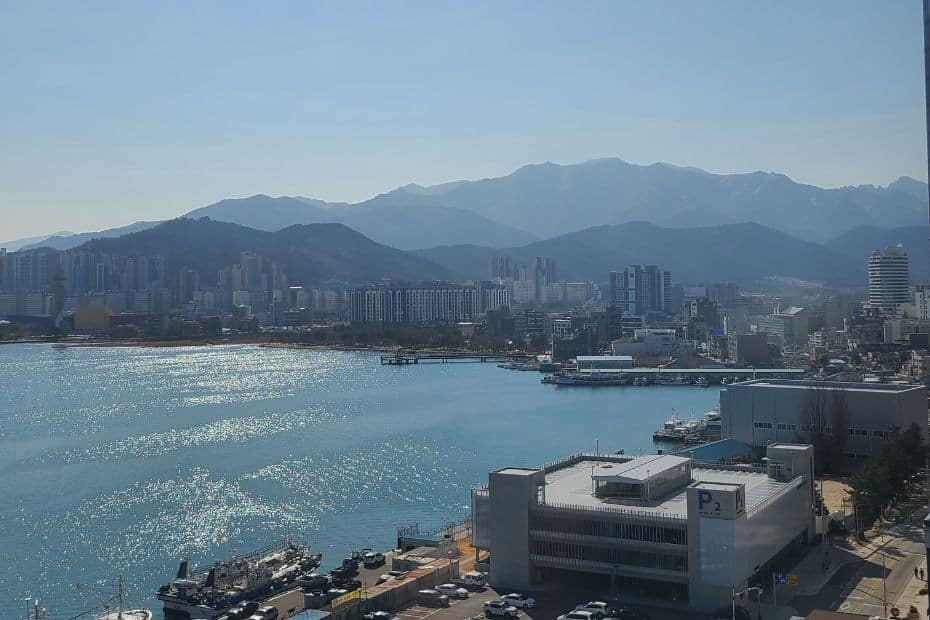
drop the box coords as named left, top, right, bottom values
left=720, top=380, right=928, bottom=458
left=471, top=444, right=814, bottom=611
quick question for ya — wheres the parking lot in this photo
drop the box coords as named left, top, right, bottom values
left=389, top=585, right=710, bottom=620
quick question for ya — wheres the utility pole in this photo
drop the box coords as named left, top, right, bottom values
left=881, top=521, right=889, bottom=618
left=821, top=475, right=829, bottom=571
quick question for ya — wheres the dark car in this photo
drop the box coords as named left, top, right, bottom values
left=227, top=601, right=260, bottom=619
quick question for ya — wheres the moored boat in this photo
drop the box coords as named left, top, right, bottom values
left=156, top=539, right=320, bottom=619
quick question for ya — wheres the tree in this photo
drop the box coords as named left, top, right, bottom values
left=827, top=387, right=850, bottom=471
left=803, top=384, right=830, bottom=473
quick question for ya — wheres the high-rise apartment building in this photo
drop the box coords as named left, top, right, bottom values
left=868, top=245, right=910, bottom=312
left=608, top=265, right=671, bottom=315
left=347, top=284, right=478, bottom=324
left=489, top=255, right=514, bottom=280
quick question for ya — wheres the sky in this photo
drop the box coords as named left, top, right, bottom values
left=0, top=0, right=926, bottom=240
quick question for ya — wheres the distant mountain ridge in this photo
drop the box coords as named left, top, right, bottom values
left=183, top=194, right=538, bottom=249
left=16, top=215, right=929, bottom=289
left=363, top=159, right=928, bottom=242
left=7, top=157, right=926, bottom=255
left=415, top=221, right=864, bottom=287
left=78, top=218, right=455, bottom=285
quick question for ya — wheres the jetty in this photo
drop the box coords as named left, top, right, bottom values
left=380, top=351, right=530, bottom=365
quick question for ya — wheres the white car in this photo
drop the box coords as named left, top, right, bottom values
left=558, top=611, right=597, bottom=620
left=500, top=594, right=535, bottom=609
left=436, top=583, right=469, bottom=599
left=484, top=600, right=519, bottom=618
left=575, top=602, right=611, bottom=617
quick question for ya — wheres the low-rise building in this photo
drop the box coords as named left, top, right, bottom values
left=720, top=380, right=928, bottom=458
left=730, top=333, right=769, bottom=365
left=611, top=329, right=678, bottom=357
left=471, top=444, right=814, bottom=611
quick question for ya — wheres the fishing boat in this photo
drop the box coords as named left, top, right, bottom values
left=26, top=600, right=48, bottom=620
left=658, top=375, right=691, bottom=386
left=94, top=577, right=153, bottom=620
left=653, top=411, right=687, bottom=441
left=157, top=539, right=320, bottom=619
left=554, top=372, right=630, bottom=386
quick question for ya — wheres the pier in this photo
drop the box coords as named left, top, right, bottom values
left=380, top=351, right=529, bottom=365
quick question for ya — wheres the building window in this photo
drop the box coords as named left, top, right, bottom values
left=872, top=430, right=888, bottom=439
left=753, top=422, right=773, bottom=430
left=848, top=428, right=869, bottom=437
left=777, top=423, right=797, bottom=431
left=536, top=483, right=546, bottom=505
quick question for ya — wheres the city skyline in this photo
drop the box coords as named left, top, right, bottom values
left=1, top=1, right=927, bottom=239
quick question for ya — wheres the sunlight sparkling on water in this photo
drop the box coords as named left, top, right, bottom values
left=0, top=344, right=719, bottom=619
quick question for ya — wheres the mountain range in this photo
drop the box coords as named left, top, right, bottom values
left=415, top=221, right=880, bottom=288
left=24, top=216, right=924, bottom=289
left=77, top=218, right=454, bottom=285
left=5, top=158, right=927, bottom=253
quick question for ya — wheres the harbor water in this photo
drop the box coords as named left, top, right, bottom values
left=0, top=344, right=720, bottom=618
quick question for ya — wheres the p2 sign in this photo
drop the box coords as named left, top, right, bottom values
left=692, top=483, right=746, bottom=520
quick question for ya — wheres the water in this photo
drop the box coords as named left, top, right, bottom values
left=0, top=344, right=720, bottom=618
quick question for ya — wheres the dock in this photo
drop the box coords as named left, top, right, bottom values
left=380, top=351, right=529, bottom=365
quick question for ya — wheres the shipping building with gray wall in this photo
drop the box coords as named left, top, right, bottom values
left=720, top=380, right=928, bottom=458
left=471, top=445, right=814, bottom=611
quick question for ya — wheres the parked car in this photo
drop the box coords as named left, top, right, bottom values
left=452, top=570, right=487, bottom=589
left=376, top=574, right=392, bottom=585
left=227, top=601, right=259, bottom=620
left=363, top=612, right=397, bottom=620
left=297, top=573, right=329, bottom=590
left=558, top=611, right=597, bottom=620
left=575, top=602, right=611, bottom=618
left=247, top=607, right=278, bottom=620
left=484, top=600, right=519, bottom=618
left=363, top=551, right=386, bottom=568
left=500, top=593, right=535, bottom=609
left=387, top=570, right=408, bottom=579
left=417, top=589, right=451, bottom=607
left=436, top=583, right=469, bottom=599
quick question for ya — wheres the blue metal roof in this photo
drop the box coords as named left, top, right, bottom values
left=679, top=439, right=752, bottom=463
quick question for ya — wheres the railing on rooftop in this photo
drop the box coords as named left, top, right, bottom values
left=745, top=475, right=807, bottom=519
left=536, top=451, right=632, bottom=473
left=536, top=500, right=688, bottom=523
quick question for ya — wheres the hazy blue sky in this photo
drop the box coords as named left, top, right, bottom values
left=0, top=1, right=926, bottom=239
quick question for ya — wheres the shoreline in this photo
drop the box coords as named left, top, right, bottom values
left=5, top=338, right=511, bottom=356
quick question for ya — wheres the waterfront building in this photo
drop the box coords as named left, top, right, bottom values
left=720, top=380, right=928, bottom=458
left=868, top=245, right=910, bottom=312
left=552, top=326, right=598, bottom=362
left=471, top=444, right=815, bottom=610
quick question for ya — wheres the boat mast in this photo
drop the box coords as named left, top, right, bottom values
left=116, top=575, right=124, bottom=620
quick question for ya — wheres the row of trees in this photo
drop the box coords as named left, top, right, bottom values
left=849, top=422, right=927, bottom=531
